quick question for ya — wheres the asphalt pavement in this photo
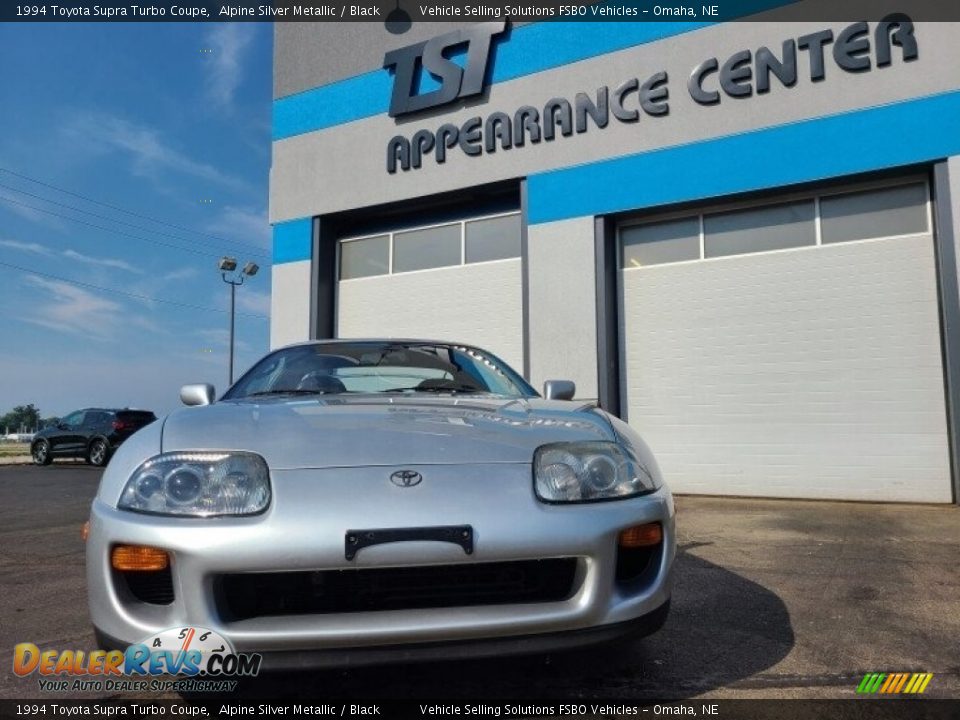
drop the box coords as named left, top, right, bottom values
left=1, top=463, right=958, bottom=700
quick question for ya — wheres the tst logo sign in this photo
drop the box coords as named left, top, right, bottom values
left=383, top=21, right=506, bottom=118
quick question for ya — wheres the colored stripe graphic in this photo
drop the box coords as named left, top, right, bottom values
left=526, top=89, right=960, bottom=225
left=911, top=673, right=934, bottom=694
left=272, top=217, right=313, bottom=265
left=857, top=672, right=932, bottom=694
left=857, top=673, right=886, bottom=693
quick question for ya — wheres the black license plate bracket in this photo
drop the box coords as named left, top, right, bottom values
left=344, top=525, right=474, bottom=561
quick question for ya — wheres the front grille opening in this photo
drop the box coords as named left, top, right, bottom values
left=116, top=567, right=175, bottom=605
left=615, top=545, right=659, bottom=587
left=216, top=558, right=579, bottom=621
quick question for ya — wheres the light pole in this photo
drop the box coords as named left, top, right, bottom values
left=219, top=256, right=259, bottom=385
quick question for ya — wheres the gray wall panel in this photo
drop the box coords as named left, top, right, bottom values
left=271, top=260, right=312, bottom=348
left=527, top=217, right=598, bottom=400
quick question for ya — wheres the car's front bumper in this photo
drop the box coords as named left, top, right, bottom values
left=94, top=599, right=670, bottom=670
left=87, top=464, right=675, bottom=664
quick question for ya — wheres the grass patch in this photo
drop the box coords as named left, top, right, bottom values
left=0, top=443, right=30, bottom=457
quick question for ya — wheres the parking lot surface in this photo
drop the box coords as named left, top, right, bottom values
left=1, top=464, right=957, bottom=700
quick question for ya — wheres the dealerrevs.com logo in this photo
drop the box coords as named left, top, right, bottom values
left=13, top=627, right=261, bottom=693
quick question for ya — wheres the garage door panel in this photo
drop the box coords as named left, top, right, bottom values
left=337, top=259, right=524, bottom=372
left=621, top=235, right=951, bottom=503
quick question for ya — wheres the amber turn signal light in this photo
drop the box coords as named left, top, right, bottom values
left=618, top=522, right=662, bottom=548
left=80, top=521, right=90, bottom=542
left=111, top=545, right=169, bottom=572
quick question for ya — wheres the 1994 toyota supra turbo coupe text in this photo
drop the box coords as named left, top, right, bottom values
left=86, top=340, right=675, bottom=667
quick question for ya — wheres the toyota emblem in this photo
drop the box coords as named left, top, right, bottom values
left=390, top=470, right=423, bottom=487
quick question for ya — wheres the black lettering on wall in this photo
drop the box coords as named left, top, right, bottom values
left=834, top=22, right=872, bottom=72
left=543, top=98, right=573, bottom=141
left=385, top=16, right=921, bottom=174
left=612, top=79, right=640, bottom=122
left=798, top=29, right=834, bottom=81
left=689, top=58, right=721, bottom=104
left=876, top=13, right=918, bottom=67
left=721, top=49, right=753, bottom=97
left=513, top=106, right=542, bottom=147
left=386, top=135, right=410, bottom=174
left=458, top=117, right=483, bottom=156
left=435, top=124, right=459, bottom=164
left=410, top=129, right=435, bottom=169
left=575, top=88, right=610, bottom=134
left=640, top=71, right=670, bottom=115
left=755, top=40, right=798, bottom=94
left=484, top=112, right=513, bottom=153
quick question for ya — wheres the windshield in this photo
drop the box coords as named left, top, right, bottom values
left=223, top=342, right=537, bottom=400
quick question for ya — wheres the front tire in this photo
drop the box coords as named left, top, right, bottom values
left=32, top=440, right=52, bottom=466
left=87, top=438, right=110, bottom=467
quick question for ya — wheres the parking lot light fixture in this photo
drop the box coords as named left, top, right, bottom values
left=220, top=257, right=258, bottom=386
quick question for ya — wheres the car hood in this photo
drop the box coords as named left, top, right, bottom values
left=160, top=395, right=614, bottom=470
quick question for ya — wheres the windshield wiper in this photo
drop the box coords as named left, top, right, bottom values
left=384, top=385, right=489, bottom=394
left=247, top=389, right=332, bottom=397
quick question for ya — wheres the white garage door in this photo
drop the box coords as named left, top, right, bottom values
left=620, top=180, right=952, bottom=502
left=336, top=212, right=525, bottom=373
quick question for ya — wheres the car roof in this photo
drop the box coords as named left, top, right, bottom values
left=278, top=339, right=488, bottom=351
left=75, top=408, right=154, bottom=414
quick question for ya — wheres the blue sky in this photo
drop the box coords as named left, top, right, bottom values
left=0, top=22, right=274, bottom=419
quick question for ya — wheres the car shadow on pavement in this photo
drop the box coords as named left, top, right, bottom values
left=211, top=543, right=795, bottom=700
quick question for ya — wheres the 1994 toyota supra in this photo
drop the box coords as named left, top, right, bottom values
left=86, top=340, right=675, bottom=667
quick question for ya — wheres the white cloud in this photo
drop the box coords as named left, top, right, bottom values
left=1, top=241, right=143, bottom=274
left=63, top=112, right=247, bottom=192
left=236, top=288, right=270, bottom=316
left=21, top=275, right=124, bottom=337
left=0, top=239, right=53, bottom=256
left=63, top=249, right=143, bottom=274
left=18, top=275, right=163, bottom=338
left=2, top=200, right=61, bottom=227
left=207, top=205, right=271, bottom=251
left=203, top=24, right=256, bottom=110
left=163, top=266, right=200, bottom=282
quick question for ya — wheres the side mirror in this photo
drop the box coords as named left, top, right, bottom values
left=180, top=383, right=216, bottom=407
left=57, top=422, right=68, bottom=430
left=543, top=379, right=576, bottom=401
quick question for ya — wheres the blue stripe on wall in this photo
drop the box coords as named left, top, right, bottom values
left=273, top=1, right=798, bottom=141
left=526, top=90, right=960, bottom=225
left=273, top=218, right=313, bottom=264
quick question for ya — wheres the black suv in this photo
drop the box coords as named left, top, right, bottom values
left=31, top=408, right=157, bottom=467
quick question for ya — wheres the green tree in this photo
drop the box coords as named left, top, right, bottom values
left=1, top=404, right=41, bottom=433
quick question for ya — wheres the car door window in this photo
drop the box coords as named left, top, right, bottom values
left=61, top=412, right=84, bottom=430
left=83, top=412, right=105, bottom=430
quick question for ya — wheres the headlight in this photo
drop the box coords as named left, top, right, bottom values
left=119, top=452, right=270, bottom=517
left=534, top=441, right=659, bottom=503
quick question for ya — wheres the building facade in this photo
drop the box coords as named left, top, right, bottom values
left=269, top=5, right=960, bottom=503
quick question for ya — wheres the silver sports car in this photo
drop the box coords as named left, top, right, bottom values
left=86, top=340, right=675, bottom=668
